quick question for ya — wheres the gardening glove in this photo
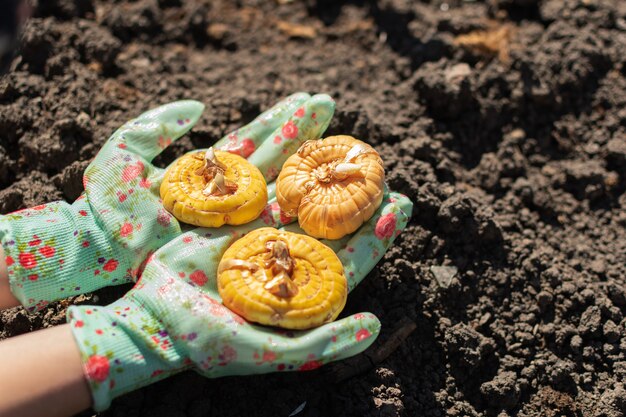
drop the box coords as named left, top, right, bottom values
left=0, top=93, right=335, bottom=310
left=67, top=190, right=412, bottom=411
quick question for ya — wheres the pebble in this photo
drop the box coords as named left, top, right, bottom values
left=430, top=265, right=458, bottom=288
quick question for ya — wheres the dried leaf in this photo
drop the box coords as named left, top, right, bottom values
left=207, top=23, right=229, bottom=41
left=276, top=20, right=317, bottom=39
left=454, top=23, right=514, bottom=62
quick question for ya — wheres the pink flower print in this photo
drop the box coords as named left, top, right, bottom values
left=240, top=138, right=255, bottom=158
left=355, top=328, right=371, bottom=342
left=190, top=270, right=208, bottom=286
left=19, top=252, right=37, bottom=269
left=120, top=222, right=133, bottom=238
left=39, top=246, right=55, bottom=258
left=157, top=209, right=172, bottom=227
left=299, top=360, right=323, bottom=371
left=294, top=107, right=305, bottom=118
left=354, top=313, right=365, bottom=320
left=28, top=235, right=42, bottom=246
left=5, top=256, right=14, bottom=266
left=266, top=166, right=278, bottom=179
left=85, top=355, right=110, bottom=383
left=262, top=350, right=277, bottom=363
left=374, top=213, right=397, bottom=240
left=28, top=274, right=38, bottom=281
left=121, top=162, right=145, bottom=183
left=281, top=121, right=298, bottom=139
left=139, top=178, right=152, bottom=189
left=207, top=298, right=228, bottom=317
left=118, top=193, right=127, bottom=203
left=78, top=210, right=88, bottom=216
left=158, top=136, right=172, bottom=149
left=225, top=137, right=255, bottom=158
left=218, top=345, right=237, bottom=366
left=273, top=135, right=282, bottom=144
left=226, top=133, right=238, bottom=146
left=279, top=209, right=292, bottom=225
left=103, top=259, right=119, bottom=272
left=183, top=236, right=193, bottom=244
left=259, top=206, right=273, bottom=225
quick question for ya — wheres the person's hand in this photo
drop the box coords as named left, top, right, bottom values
left=66, top=191, right=412, bottom=411
left=0, top=93, right=334, bottom=310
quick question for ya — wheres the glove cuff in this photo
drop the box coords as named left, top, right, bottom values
left=67, top=298, right=186, bottom=411
left=0, top=199, right=131, bottom=310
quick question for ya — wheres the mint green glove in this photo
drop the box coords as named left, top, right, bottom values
left=67, top=191, right=412, bottom=411
left=0, top=93, right=334, bottom=310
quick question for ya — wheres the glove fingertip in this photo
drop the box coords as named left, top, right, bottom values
left=138, top=99, right=204, bottom=123
left=176, top=99, right=205, bottom=121
left=307, top=93, right=336, bottom=124
left=322, top=313, right=381, bottom=361
left=101, top=100, right=206, bottom=163
left=285, top=92, right=312, bottom=103
left=387, top=192, right=414, bottom=220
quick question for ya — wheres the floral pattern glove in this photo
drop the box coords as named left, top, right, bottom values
left=0, top=93, right=334, bottom=310
left=67, top=191, right=412, bottom=411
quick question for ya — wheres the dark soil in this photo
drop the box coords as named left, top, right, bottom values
left=2, top=0, right=626, bottom=416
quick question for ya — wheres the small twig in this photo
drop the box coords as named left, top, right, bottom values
left=369, top=317, right=417, bottom=363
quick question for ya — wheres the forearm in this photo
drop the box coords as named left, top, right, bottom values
left=0, top=324, right=92, bottom=417
left=0, top=245, right=20, bottom=309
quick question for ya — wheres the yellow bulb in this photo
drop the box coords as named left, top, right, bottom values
left=218, top=228, right=347, bottom=330
left=276, top=135, right=385, bottom=239
left=161, top=149, right=267, bottom=227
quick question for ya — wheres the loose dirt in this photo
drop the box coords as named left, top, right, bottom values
left=1, top=1, right=626, bottom=416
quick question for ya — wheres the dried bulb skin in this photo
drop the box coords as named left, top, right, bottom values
left=218, top=228, right=348, bottom=330
left=160, top=150, right=267, bottom=227
left=276, top=135, right=385, bottom=239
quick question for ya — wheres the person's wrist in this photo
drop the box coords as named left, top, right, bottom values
left=0, top=244, right=20, bottom=308
left=67, top=296, right=187, bottom=411
left=0, top=199, right=132, bottom=310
